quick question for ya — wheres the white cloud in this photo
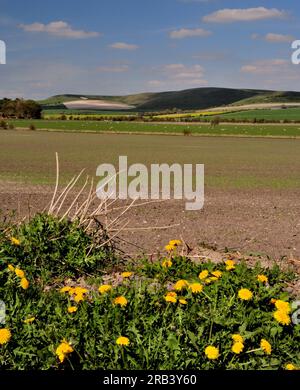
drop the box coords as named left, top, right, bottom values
left=148, top=80, right=164, bottom=86
left=241, top=59, right=289, bottom=74
left=202, top=7, right=286, bottom=23
left=147, top=63, right=207, bottom=90
left=169, top=28, right=211, bottom=39
left=165, top=64, right=207, bottom=83
left=165, top=64, right=204, bottom=77
left=19, top=20, right=100, bottom=39
left=96, top=65, right=129, bottom=73
left=109, top=42, right=139, bottom=50
left=265, top=33, right=294, bottom=43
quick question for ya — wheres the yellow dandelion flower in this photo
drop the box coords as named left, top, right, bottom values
left=275, top=300, right=291, bottom=313
left=55, top=340, right=74, bottom=363
left=0, top=328, right=11, bottom=344
left=74, top=293, right=85, bottom=303
left=165, top=244, right=174, bottom=252
left=204, top=346, right=220, bottom=360
left=7, top=264, right=15, bottom=272
left=15, top=268, right=25, bottom=278
left=20, top=278, right=29, bottom=290
left=116, top=336, right=130, bottom=346
left=98, top=284, right=112, bottom=294
left=232, top=342, right=244, bottom=354
left=232, top=334, right=244, bottom=344
left=257, top=274, right=268, bottom=284
left=189, top=283, right=203, bottom=294
left=273, top=310, right=291, bottom=326
left=285, top=363, right=297, bottom=370
left=24, top=317, right=35, bottom=324
left=121, top=272, right=133, bottom=278
left=114, top=296, right=128, bottom=307
left=166, top=291, right=177, bottom=298
left=68, top=288, right=76, bottom=295
left=10, top=237, right=20, bottom=246
left=179, top=299, right=187, bottom=305
left=165, top=295, right=177, bottom=303
left=60, top=286, right=71, bottom=293
left=260, top=339, right=272, bottom=355
left=199, top=270, right=209, bottom=280
left=174, top=280, right=189, bottom=291
left=211, top=270, right=222, bottom=279
left=270, top=298, right=277, bottom=304
left=238, top=288, right=253, bottom=301
left=74, top=287, right=88, bottom=295
left=205, top=278, right=213, bottom=285
left=225, top=260, right=236, bottom=271
left=67, top=306, right=77, bottom=313
left=169, top=240, right=182, bottom=247
left=162, top=260, right=172, bottom=268
left=210, top=276, right=218, bottom=281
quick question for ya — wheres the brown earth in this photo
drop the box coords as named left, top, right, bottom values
left=1, top=181, right=299, bottom=262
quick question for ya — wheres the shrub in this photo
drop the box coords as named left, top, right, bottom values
left=29, top=124, right=36, bottom=131
left=0, top=120, right=8, bottom=129
left=183, top=128, right=192, bottom=136
left=0, top=213, right=114, bottom=281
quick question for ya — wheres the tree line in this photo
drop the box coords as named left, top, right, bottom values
left=0, top=98, right=42, bottom=119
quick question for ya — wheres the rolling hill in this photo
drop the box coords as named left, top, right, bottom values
left=40, top=88, right=300, bottom=111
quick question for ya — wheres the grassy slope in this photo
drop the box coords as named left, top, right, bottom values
left=220, top=108, right=300, bottom=121
left=40, top=88, right=300, bottom=111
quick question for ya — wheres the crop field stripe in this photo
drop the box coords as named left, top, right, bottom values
left=6, top=119, right=300, bottom=138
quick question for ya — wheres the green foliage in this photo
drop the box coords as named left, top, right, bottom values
left=0, top=98, right=42, bottom=119
left=0, top=248, right=299, bottom=369
left=0, top=214, right=114, bottom=281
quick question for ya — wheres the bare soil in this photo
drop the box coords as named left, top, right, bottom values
left=1, top=181, right=299, bottom=261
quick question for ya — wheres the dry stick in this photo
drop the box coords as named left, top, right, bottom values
left=106, top=199, right=136, bottom=230
left=48, top=152, right=59, bottom=214
left=79, top=178, right=95, bottom=224
left=115, top=236, right=147, bottom=251
left=72, top=190, right=92, bottom=220
left=54, top=169, right=85, bottom=216
left=59, top=176, right=89, bottom=222
left=51, top=168, right=87, bottom=215
left=98, top=219, right=130, bottom=248
left=109, top=223, right=180, bottom=232
left=49, top=174, right=77, bottom=214
left=108, top=198, right=169, bottom=212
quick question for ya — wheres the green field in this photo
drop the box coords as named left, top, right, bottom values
left=220, top=108, right=300, bottom=121
left=5, top=119, right=300, bottom=137
left=1, top=130, right=300, bottom=189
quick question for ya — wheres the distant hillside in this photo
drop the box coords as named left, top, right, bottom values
left=40, top=88, right=300, bottom=111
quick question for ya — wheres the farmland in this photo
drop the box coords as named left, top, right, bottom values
left=1, top=130, right=300, bottom=371
left=0, top=129, right=300, bottom=259
left=5, top=119, right=300, bottom=137
left=220, top=108, right=300, bottom=121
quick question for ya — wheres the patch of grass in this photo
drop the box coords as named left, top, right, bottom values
left=1, top=130, right=300, bottom=190
left=0, top=214, right=114, bottom=282
left=220, top=108, right=300, bottom=122
left=6, top=119, right=300, bottom=137
left=0, top=233, right=299, bottom=370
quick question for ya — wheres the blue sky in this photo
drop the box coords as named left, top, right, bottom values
left=0, top=0, right=300, bottom=98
